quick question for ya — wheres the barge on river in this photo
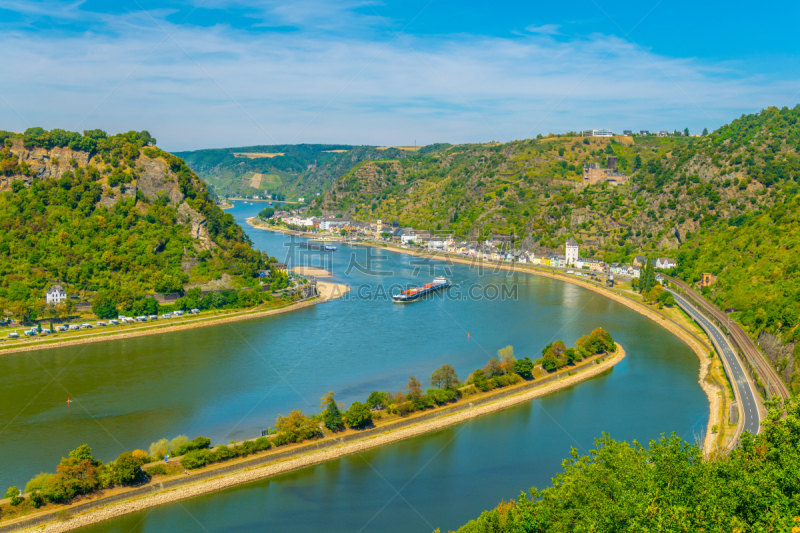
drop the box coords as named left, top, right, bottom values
left=392, top=277, right=450, bottom=303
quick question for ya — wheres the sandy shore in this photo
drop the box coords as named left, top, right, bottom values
left=292, top=266, right=332, bottom=277
left=316, top=281, right=350, bottom=300
left=20, top=345, right=625, bottom=533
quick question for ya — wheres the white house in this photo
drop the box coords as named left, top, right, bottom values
left=46, top=285, right=68, bottom=305
left=655, top=257, right=677, bottom=269
left=565, top=238, right=579, bottom=266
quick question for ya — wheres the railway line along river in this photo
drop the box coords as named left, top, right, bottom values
left=1, top=202, right=709, bottom=532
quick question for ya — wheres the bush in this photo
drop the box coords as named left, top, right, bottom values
left=254, top=436, right=272, bottom=451
left=426, top=388, right=458, bottom=406
left=180, top=449, right=214, bottom=469
left=25, top=472, right=54, bottom=494
left=213, top=445, right=236, bottom=461
left=172, top=436, right=211, bottom=456
left=145, top=464, right=167, bottom=476
left=29, top=491, right=44, bottom=508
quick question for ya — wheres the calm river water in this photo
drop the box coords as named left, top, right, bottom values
left=0, top=202, right=708, bottom=532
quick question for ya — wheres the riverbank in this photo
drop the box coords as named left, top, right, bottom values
left=0, top=298, right=325, bottom=358
left=8, top=345, right=625, bottom=533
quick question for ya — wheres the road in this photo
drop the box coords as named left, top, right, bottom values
left=669, top=290, right=761, bottom=436
left=667, top=277, right=789, bottom=401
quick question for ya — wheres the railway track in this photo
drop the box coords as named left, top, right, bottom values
left=667, top=276, right=789, bottom=401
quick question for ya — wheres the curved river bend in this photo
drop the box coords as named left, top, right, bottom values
left=0, top=203, right=708, bottom=532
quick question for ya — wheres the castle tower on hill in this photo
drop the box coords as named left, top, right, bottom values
left=565, top=237, right=579, bottom=266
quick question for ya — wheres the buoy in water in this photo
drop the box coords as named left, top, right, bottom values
left=467, top=332, right=470, bottom=339
left=66, top=398, right=71, bottom=404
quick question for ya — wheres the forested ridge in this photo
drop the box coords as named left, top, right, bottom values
left=0, top=128, right=273, bottom=322
left=175, top=144, right=414, bottom=199
left=317, top=105, right=800, bottom=392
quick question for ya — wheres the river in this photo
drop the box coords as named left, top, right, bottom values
left=0, top=202, right=708, bottom=532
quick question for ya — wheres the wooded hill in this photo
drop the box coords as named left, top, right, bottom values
left=0, top=128, right=272, bottom=322
left=175, top=144, right=416, bottom=199
left=316, top=106, right=800, bottom=392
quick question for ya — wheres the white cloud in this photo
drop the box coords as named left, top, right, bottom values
left=524, top=24, right=561, bottom=35
left=0, top=6, right=797, bottom=151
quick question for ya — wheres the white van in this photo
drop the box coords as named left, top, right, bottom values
left=174, top=310, right=184, bottom=316
left=109, top=319, right=120, bottom=326
left=68, top=324, right=80, bottom=331
left=7, top=332, right=19, bottom=338
left=148, top=315, right=158, bottom=321
left=135, top=316, right=147, bottom=322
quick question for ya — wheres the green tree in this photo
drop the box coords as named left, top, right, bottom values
left=5, top=485, right=21, bottom=506
left=406, top=376, right=423, bottom=404
left=684, top=127, right=690, bottom=136
left=633, top=154, right=642, bottom=171
left=344, top=401, right=373, bottom=428
left=702, top=127, right=709, bottom=135
left=513, top=357, right=534, bottom=379
left=366, top=391, right=390, bottom=410
left=429, top=364, right=460, bottom=389
left=92, top=292, right=118, bottom=319
left=323, top=399, right=344, bottom=432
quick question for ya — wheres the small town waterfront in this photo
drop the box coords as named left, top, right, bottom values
left=0, top=202, right=708, bottom=531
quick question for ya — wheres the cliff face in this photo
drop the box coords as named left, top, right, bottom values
left=2, top=139, right=212, bottom=251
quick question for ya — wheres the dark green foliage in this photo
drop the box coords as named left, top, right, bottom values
left=172, top=436, right=211, bottom=456
left=638, top=259, right=657, bottom=294
left=366, top=391, right=390, bottom=410
left=4, top=486, right=21, bottom=506
left=513, top=357, right=534, bottom=379
left=180, top=449, right=214, bottom=469
left=344, top=401, right=372, bottom=428
left=455, top=399, right=800, bottom=533
left=323, top=399, right=345, bottom=432
left=91, top=292, right=117, bottom=319
left=258, top=206, right=275, bottom=219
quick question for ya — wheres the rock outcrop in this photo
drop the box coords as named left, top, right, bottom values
left=178, top=203, right=217, bottom=251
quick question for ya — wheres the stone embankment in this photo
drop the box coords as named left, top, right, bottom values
left=9, top=346, right=625, bottom=533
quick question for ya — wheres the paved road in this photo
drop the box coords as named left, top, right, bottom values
left=670, top=290, right=761, bottom=437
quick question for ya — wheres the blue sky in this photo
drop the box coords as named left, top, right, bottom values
left=1, top=0, right=799, bottom=151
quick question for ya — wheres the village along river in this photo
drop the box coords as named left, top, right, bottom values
left=0, top=202, right=708, bottom=532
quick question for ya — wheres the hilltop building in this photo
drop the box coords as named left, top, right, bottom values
left=582, top=129, right=614, bottom=137
left=565, top=238, right=579, bottom=266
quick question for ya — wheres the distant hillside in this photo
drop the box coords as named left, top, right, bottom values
left=0, top=128, right=272, bottom=320
left=175, top=144, right=413, bottom=199
left=316, top=105, right=800, bottom=391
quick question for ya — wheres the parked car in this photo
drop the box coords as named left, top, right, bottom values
left=68, top=325, right=80, bottom=331
left=161, top=313, right=172, bottom=319
left=190, top=309, right=200, bottom=314
left=109, top=319, right=120, bottom=326
left=174, top=310, right=184, bottom=316
left=148, top=315, right=158, bottom=321
left=8, top=332, right=19, bottom=338
left=80, top=323, right=93, bottom=329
